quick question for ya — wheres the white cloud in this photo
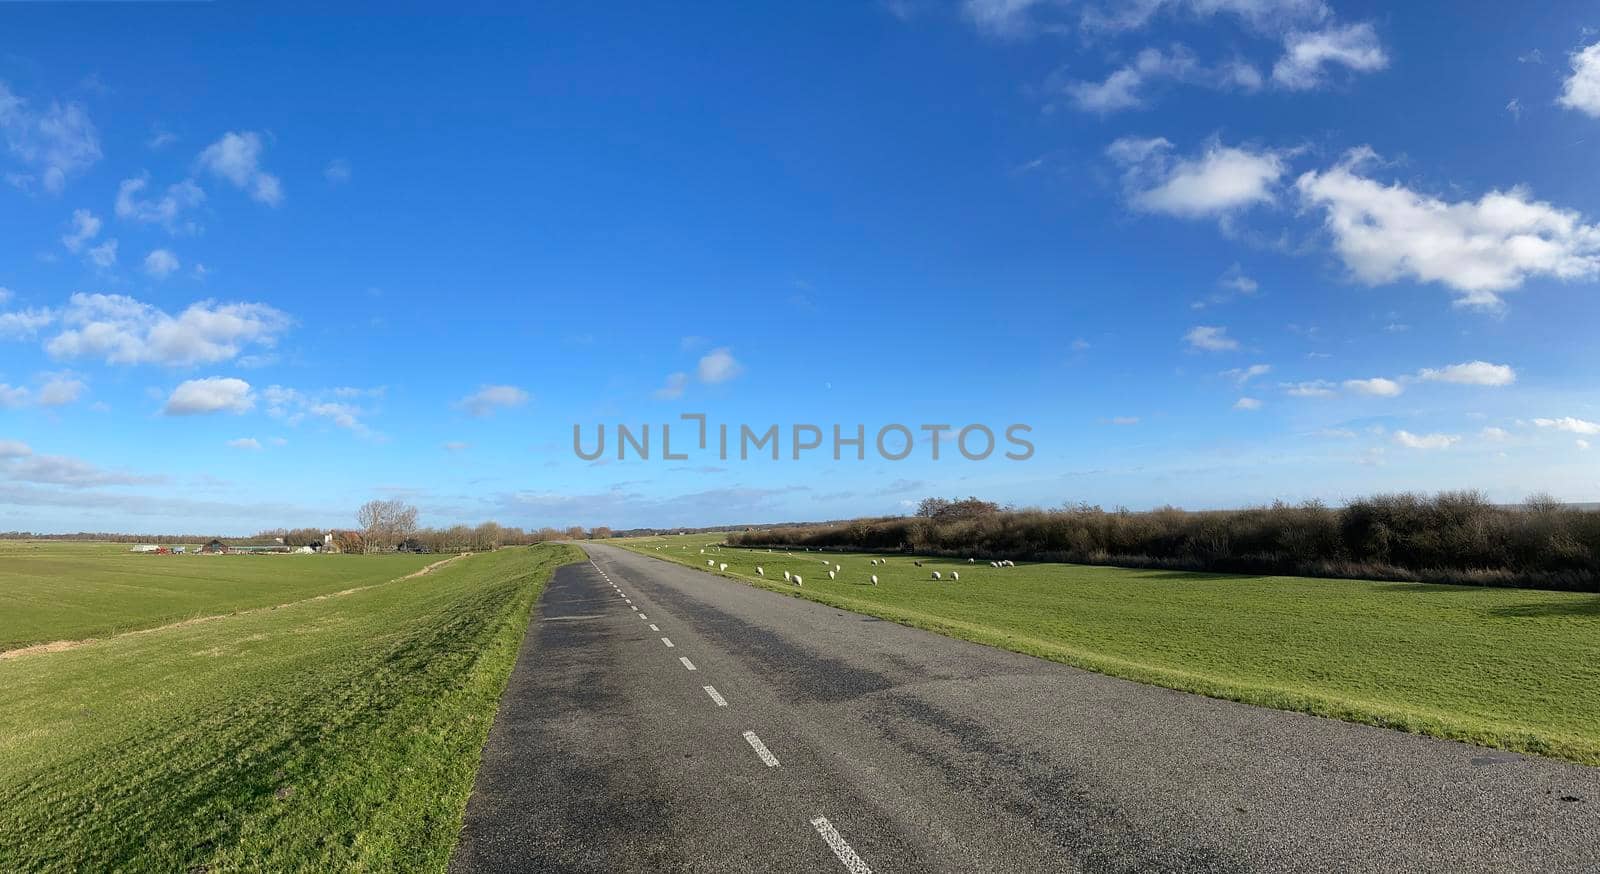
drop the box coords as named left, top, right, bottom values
left=35, top=373, right=85, bottom=407
left=963, top=0, right=1049, bottom=37
left=1343, top=377, right=1402, bottom=397
left=0, top=82, right=101, bottom=193
left=1185, top=325, right=1239, bottom=351
left=1506, top=97, right=1522, bottom=122
left=1081, top=0, right=1329, bottom=34
left=197, top=131, right=283, bottom=206
left=0, top=307, right=55, bottom=339
left=46, top=293, right=291, bottom=367
left=115, top=176, right=205, bottom=232
left=1066, top=46, right=1262, bottom=113
left=1533, top=416, right=1600, bottom=435
left=1579, top=439, right=1593, bottom=451
left=1284, top=380, right=1336, bottom=397
left=1106, top=416, right=1140, bottom=425
left=654, top=371, right=689, bottom=400
left=1109, top=136, right=1286, bottom=217
left=61, top=208, right=101, bottom=252
left=442, top=440, right=469, bottom=452
left=163, top=376, right=254, bottom=415
left=324, top=159, right=351, bottom=185
left=2, top=452, right=160, bottom=488
left=1296, top=148, right=1600, bottom=308
left=1394, top=430, right=1458, bottom=450
left=263, top=385, right=380, bottom=437
left=457, top=384, right=530, bottom=417
left=1272, top=23, right=1388, bottom=90
left=86, top=239, right=118, bottom=269
left=1233, top=396, right=1262, bottom=410
left=1480, top=426, right=1510, bottom=442
left=697, top=347, right=743, bottom=383
left=1416, top=361, right=1515, bottom=387
left=1222, top=363, right=1271, bottom=384
left=1558, top=42, right=1600, bottom=117
left=0, top=384, right=29, bottom=407
left=226, top=437, right=262, bottom=450
left=0, top=440, right=30, bottom=457
left=144, top=249, right=181, bottom=279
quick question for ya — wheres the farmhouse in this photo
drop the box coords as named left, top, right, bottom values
left=198, top=539, right=229, bottom=554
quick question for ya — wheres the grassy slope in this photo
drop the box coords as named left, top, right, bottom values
left=0, top=543, right=582, bottom=873
left=0, top=541, right=439, bottom=649
left=618, top=535, right=1600, bottom=766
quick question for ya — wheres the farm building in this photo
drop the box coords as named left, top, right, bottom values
left=198, top=539, right=229, bottom=554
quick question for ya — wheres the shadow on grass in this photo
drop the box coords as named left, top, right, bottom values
left=1487, top=599, right=1600, bottom=619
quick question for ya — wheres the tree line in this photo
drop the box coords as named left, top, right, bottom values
left=727, top=491, right=1600, bottom=592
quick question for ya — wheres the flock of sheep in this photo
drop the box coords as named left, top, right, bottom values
left=671, top=543, right=1020, bottom=587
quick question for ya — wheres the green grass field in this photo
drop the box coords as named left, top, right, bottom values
left=0, top=540, right=441, bottom=650
left=618, top=535, right=1600, bottom=766
left=0, top=542, right=582, bottom=873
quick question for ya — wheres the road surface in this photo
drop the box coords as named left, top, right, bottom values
left=450, top=543, right=1600, bottom=873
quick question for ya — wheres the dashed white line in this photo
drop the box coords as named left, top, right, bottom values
left=631, top=606, right=639, bottom=611
left=703, top=685, right=728, bottom=707
left=661, top=637, right=675, bottom=648
left=649, top=624, right=660, bottom=631
left=638, top=614, right=648, bottom=620
left=810, top=817, right=872, bottom=874
left=679, top=656, right=697, bottom=671
left=742, top=731, right=780, bottom=767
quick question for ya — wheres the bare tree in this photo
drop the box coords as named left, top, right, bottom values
left=357, top=499, right=420, bottom=554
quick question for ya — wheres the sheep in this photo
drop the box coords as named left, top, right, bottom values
left=833, top=564, right=841, bottom=573
left=914, top=560, right=923, bottom=567
left=990, top=561, right=1000, bottom=568
left=719, top=563, right=727, bottom=571
left=757, top=566, right=765, bottom=576
left=828, top=570, right=836, bottom=579
left=968, top=557, right=975, bottom=563
left=793, top=575, right=803, bottom=586
left=951, top=571, right=960, bottom=581
left=870, top=574, right=878, bottom=585
left=931, top=571, right=942, bottom=580
left=706, top=559, right=714, bottom=567
left=784, top=571, right=792, bottom=582
left=870, top=559, right=878, bottom=566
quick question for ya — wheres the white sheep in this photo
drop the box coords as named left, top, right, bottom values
left=951, top=571, right=960, bottom=581
left=833, top=564, right=841, bottom=573
left=828, top=570, right=836, bottom=579
left=931, top=571, right=941, bottom=580
left=757, top=566, right=765, bottom=576
left=870, top=574, right=878, bottom=585
left=793, top=575, right=803, bottom=586
left=968, top=558, right=975, bottom=563
left=706, top=559, right=714, bottom=566
left=870, top=559, right=878, bottom=566
left=990, top=561, right=1000, bottom=568
left=784, top=571, right=792, bottom=582
left=719, top=563, right=727, bottom=571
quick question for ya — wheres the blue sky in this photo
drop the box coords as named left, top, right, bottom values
left=1, top=1, right=1598, bottom=533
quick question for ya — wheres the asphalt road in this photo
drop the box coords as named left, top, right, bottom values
left=449, top=543, right=1600, bottom=873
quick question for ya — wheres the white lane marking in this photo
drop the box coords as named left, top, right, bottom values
left=703, top=685, right=728, bottom=707
left=679, top=656, right=697, bottom=671
left=639, top=614, right=648, bottom=620
left=649, top=624, right=660, bottom=631
left=625, top=599, right=632, bottom=604
left=810, top=817, right=872, bottom=874
left=631, top=606, right=639, bottom=611
left=661, top=637, right=675, bottom=648
left=742, top=731, right=780, bottom=767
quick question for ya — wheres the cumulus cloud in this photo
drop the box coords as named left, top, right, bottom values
left=1272, top=22, right=1388, bottom=90
left=697, top=347, right=743, bottom=383
left=1109, top=136, right=1287, bottom=217
left=1296, top=148, right=1600, bottom=308
left=1185, top=325, right=1239, bottom=351
left=197, top=131, right=283, bottom=206
left=0, top=306, right=55, bottom=339
left=86, top=239, right=118, bottom=269
left=962, top=0, right=1051, bottom=37
left=1559, top=42, right=1600, bottom=117
left=654, top=371, right=690, bottom=400
left=1481, top=426, right=1510, bottom=442
left=143, top=249, right=180, bottom=279
left=163, top=376, right=254, bottom=415
left=61, top=208, right=101, bottom=252
left=1222, top=363, right=1271, bottom=384
left=1393, top=430, right=1458, bottom=450
left=0, top=384, right=30, bottom=408
left=1343, top=377, right=1402, bottom=397
left=35, top=373, right=85, bottom=407
left=0, top=81, right=102, bottom=193
left=226, top=437, right=262, bottom=450
left=1233, top=396, right=1262, bottom=410
left=46, top=293, right=291, bottom=366
left=1065, top=46, right=1261, bottom=113
left=264, top=385, right=381, bottom=437
left=115, top=176, right=205, bottom=232
left=1533, top=416, right=1600, bottom=435
left=1416, top=361, right=1515, bottom=386
left=457, top=384, right=530, bottom=417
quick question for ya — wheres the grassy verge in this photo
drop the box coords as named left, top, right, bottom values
left=0, top=543, right=582, bottom=873
left=0, top=540, right=441, bottom=649
left=616, top=535, right=1600, bottom=766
